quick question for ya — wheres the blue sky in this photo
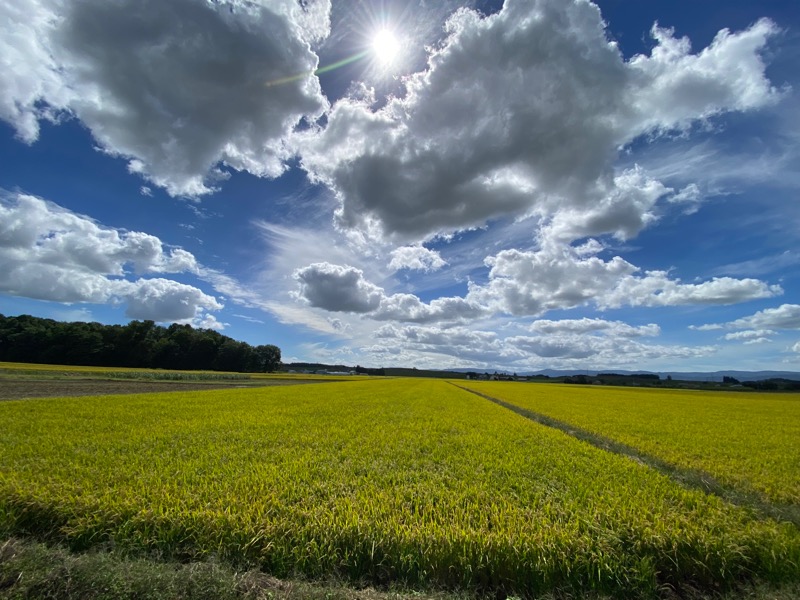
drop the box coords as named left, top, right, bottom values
left=1, top=0, right=799, bottom=372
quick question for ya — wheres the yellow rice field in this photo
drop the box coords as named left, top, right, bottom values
left=1, top=378, right=798, bottom=597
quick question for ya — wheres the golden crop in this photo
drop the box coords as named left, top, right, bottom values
left=1, top=378, right=798, bottom=597
left=459, top=381, right=800, bottom=506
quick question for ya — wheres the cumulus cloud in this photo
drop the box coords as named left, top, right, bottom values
left=0, top=192, right=221, bottom=323
left=465, top=242, right=780, bottom=317
left=0, top=1, right=67, bottom=143
left=124, top=278, right=222, bottom=321
left=293, top=263, right=383, bottom=313
left=695, top=304, right=800, bottom=334
left=625, top=19, right=780, bottom=135
left=298, top=0, right=778, bottom=242
left=603, top=272, right=780, bottom=308
left=292, top=261, right=485, bottom=323
left=388, top=245, right=447, bottom=272
left=373, top=294, right=485, bottom=324
left=729, top=304, right=800, bottom=330
left=0, top=0, right=330, bottom=196
left=689, top=305, right=800, bottom=350
left=467, top=245, right=638, bottom=316
left=0, top=194, right=198, bottom=277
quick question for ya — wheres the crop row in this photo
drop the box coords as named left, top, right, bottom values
left=458, top=381, right=800, bottom=507
left=1, top=379, right=798, bottom=597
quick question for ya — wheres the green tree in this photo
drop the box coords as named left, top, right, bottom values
left=255, top=344, right=281, bottom=372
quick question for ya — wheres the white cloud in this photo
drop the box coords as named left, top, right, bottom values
left=373, top=294, right=486, bottom=324
left=0, top=1, right=67, bottom=144
left=0, top=192, right=222, bottom=323
left=506, top=334, right=715, bottom=363
left=730, top=304, right=800, bottom=330
left=193, top=313, right=229, bottom=331
left=668, top=183, right=701, bottom=204
left=388, top=245, right=447, bottom=272
left=123, top=278, right=223, bottom=321
left=722, top=329, right=776, bottom=344
left=467, top=245, right=637, bottom=316
left=0, top=193, right=199, bottom=277
left=530, top=318, right=660, bottom=338
left=691, top=305, right=800, bottom=338
left=466, top=242, right=780, bottom=317
left=0, top=0, right=330, bottom=196
left=689, top=323, right=724, bottom=331
left=603, top=271, right=781, bottom=309
left=298, top=0, right=778, bottom=243
left=624, top=19, right=780, bottom=137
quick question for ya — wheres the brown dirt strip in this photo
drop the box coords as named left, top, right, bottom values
left=0, top=378, right=328, bottom=401
left=451, top=382, right=800, bottom=529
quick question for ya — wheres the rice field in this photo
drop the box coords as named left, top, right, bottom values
left=457, top=381, right=800, bottom=507
left=1, top=378, right=799, bottom=598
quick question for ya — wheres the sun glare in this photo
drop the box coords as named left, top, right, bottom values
left=371, top=28, right=400, bottom=66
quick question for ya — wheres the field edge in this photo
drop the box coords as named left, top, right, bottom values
left=3, top=536, right=800, bottom=600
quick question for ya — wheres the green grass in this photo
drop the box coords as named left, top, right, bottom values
left=1, top=379, right=799, bottom=598
left=0, top=537, right=480, bottom=600
left=3, top=537, right=800, bottom=600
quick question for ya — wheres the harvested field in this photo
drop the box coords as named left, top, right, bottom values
left=0, top=378, right=328, bottom=401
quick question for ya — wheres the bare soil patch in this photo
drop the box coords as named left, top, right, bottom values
left=0, top=378, right=323, bottom=400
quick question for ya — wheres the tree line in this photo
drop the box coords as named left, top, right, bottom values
left=0, top=314, right=281, bottom=373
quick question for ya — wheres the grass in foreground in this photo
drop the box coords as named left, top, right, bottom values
left=0, top=537, right=474, bottom=600
left=3, top=537, right=800, bottom=600
left=1, top=379, right=799, bottom=598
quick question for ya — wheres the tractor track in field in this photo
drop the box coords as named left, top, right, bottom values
left=450, top=382, right=800, bottom=529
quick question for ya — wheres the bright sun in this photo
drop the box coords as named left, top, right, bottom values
left=371, top=28, right=400, bottom=66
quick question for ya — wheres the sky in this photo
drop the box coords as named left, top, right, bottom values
left=1, top=0, right=799, bottom=373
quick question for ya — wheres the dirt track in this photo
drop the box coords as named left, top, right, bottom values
left=0, top=378, right=323, bottom=400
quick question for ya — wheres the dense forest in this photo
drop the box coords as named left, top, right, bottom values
left=0, top=314, right=280, bottom=373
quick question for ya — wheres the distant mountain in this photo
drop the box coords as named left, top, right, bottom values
left=656, top=370, right=800, bottom=382
left=522, top=369, right=800, bottom=382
